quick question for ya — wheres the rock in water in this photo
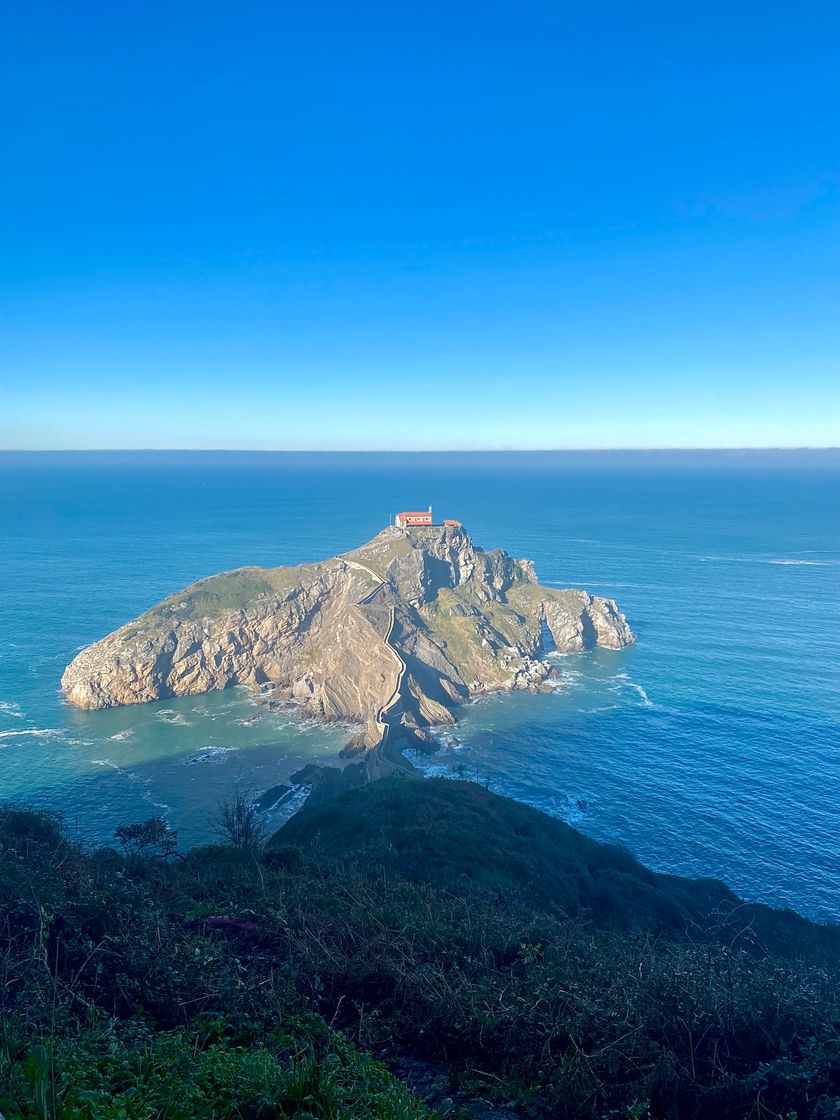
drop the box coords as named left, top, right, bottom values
left=61, top=525, right=634, bottom=748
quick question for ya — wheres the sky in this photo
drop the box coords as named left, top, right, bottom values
left=1, top=0, right=838, bottom=450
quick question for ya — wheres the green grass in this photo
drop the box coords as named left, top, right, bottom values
left=142, top=568, right=277, bottom=623
left=348, top=538, right=415, bottom=580
left=277, top=777, right=840, bottom=959
left=419, top=590, right=540, bottom=683
left=1, top=1027, right=432, bottom=1120
left=1, top=785, right=839, bottom=1120
left=136, top=563, right=326, bottom=626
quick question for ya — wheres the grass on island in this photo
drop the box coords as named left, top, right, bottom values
left=135, top=563, right=325, bottom=627
left=1, top=781, right=839, bottom=1120
left=420, top=589, right=540, bottom=678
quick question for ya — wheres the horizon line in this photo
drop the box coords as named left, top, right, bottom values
left=1, top=446, right=839, bottom=455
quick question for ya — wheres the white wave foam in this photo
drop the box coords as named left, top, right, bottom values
left=545, top=662, right=586, bottom=691
left=91, top=759, right=121, bottom=770
left=183, top=746, right=239, bottom=765
left=532, top=793, right=590, bottom=825
left=256, top=788, right=292, bottom=813
left=0, top=701, right=23, bottom=719
left=401, top=748, right=486, bottom=783
left=541, top=668, right=582, bottom=693
left=431, top=728, right=463, bottom=750
left=608, top=671, right=653, bottom=707
left=142, top=793, right=172, bottom=812
left=402, top=748, right=445, bottom=776
left=627, top=682, right=653, bottom=707
left=155, top=709, right=190, bottom=726
left=542, top=677, right=565, bottom=692
left=545, top=580, right=647, bottom=590
left=109, top=729, right=135, bottom=741
left=0, top=727, right=64, bottom=741
left=271, top=784, right=312, bottom=824
left=699, top=554, right=829, bottom=567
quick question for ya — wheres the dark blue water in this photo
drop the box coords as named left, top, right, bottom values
left=1, top=452, right=838, bottom=920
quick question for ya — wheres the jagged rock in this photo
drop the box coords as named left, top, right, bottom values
left=587, top=595, right=636, bottom=648
left=254, top=784, right=293, bottom=812
left=61, top=525, right=634, bottom=748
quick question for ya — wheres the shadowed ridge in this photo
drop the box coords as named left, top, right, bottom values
left=275, top=776, right=840, bottom=962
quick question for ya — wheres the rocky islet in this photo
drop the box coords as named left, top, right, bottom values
left=62, top=524, right=635, bottom=753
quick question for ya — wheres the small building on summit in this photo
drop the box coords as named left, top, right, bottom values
left=395, top=506, right=434, bottom=528
left=393, top=507, right=463, bottom=529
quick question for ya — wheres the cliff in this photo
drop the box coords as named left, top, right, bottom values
left=61, top=524, right=634, bottom=749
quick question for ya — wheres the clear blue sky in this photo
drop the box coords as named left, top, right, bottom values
left=2, top=1, right=838, bottom=449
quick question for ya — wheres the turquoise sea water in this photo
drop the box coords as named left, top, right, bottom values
left=1, top=452, right=838, bottom=920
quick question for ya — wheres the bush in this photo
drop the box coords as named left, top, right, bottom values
left=0, top=1026, right=433, bottom=1119
left=115, top=816, right=178, bottom=858
left=211, top=786, right=267, bottom=854
left=0, top=789, right=838, bottom=1119
left=0, top=806, right=65, bottom=848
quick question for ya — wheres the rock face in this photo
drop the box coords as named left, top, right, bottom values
left=62, top=525, right=635, bottom=749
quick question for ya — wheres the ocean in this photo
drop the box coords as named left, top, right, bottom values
left=1, top=451, right=838, bottom=921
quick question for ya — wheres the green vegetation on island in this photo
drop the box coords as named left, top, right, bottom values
left=61, top=525, right=635, bottom=757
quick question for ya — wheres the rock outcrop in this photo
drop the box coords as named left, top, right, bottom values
left=62, top=525, right=634, bottom=750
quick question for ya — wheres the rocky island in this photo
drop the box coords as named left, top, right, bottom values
left=62, top=523, right=634, bottom=755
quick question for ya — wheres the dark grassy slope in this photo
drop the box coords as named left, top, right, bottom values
left=0, top=807, right=432, bottom=1120
left=277, top=776, right=840, bottom=963
left=2, top=782, right=839, bottom=1120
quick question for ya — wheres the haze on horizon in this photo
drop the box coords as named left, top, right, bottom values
left=2, top=1, right=838, bottom=452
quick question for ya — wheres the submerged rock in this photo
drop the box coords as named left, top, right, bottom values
left=61, top=525, right=634, bottom=748
left=253, top=785, right=293, bottom=813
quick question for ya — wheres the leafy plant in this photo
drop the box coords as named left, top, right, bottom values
left=115, top=816, right=178, bottom=858
left=1, top=781, right=839, bottom=1119
left=211, top=784, right=267, bottom=854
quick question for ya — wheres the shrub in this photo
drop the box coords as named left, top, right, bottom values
left=211, top=785, right=267, bottom=854
left=0, top=790, right=838, bottom=1119
left=0, top=806, right=65, bottom=848
left=115, top=816, right=178, bottom=858
left=0, top=1026, right=433, bottom=1119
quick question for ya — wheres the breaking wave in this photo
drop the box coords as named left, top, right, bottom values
left=699, top=555, right=830, bottom=566
left=273, top=784, right=313, bottom=824
left=155, top=709, right=190, bottom=726
left=613, top=672, right=654, bottom=708
left=0, top=727, right=64, bottom=741
left=767, top=559, right=825, bottom=566
left=183, top=746, right=239, bottom=765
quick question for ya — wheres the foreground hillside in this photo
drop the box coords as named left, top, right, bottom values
left=2, top=780, right=839, bottom=1119
left=279, top=777, right=840, bottom=962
